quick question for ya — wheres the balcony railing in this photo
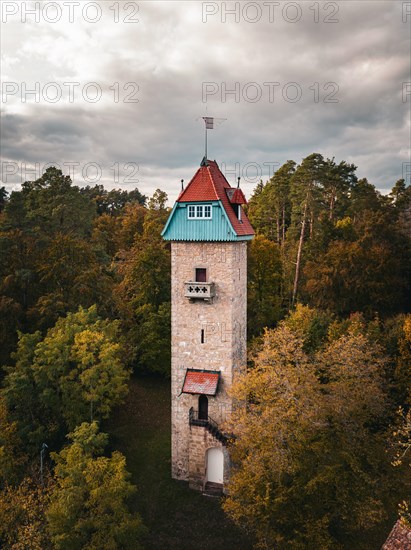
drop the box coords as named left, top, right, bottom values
left=189, top=407, right=228, bottom=445
left=184, top=281, right=215, bottom=300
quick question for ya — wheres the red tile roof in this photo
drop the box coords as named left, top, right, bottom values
left=177, top=159, right=254, bottom=237
left=382, top=520, right=411, bottom=549
left=228, top=188, right=247, bottom=205
left=182, top=369, right=220, bottom=395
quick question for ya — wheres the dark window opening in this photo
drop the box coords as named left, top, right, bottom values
left=195, top=268, right=207, bottom=282
left=199, top=395, right=208, bottom=420
left=201, top=329, right=205, bottom=343
left=232, top=203, right=242, bottom=222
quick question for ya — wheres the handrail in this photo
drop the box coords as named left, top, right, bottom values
left=189, top=407, right=229, bottom=445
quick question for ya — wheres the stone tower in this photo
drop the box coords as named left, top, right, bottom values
left=162, top=157, right=254, bottom=493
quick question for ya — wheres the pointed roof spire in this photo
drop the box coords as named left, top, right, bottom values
left=176, top=159, right=253, bottom=237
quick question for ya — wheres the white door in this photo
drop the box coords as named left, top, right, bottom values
left=206, top=448, right=224, bottom=484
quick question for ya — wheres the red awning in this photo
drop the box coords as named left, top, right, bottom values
left=182, top=369, right=220, bottom=396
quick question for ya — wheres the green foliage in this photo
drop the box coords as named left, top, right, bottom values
left=129, top=302, right=171, bottom=376
left=2, top=306, right=130, bottom=453
left=247, top=155, right=410, bottom=319
left=2, top=331, right=50, bottom=451
left=0, top=168, right=122, bottom=362
left=248, top=161, right=295, bottom=243
left=348, top=178, right=384, bottom=219
left=80, top=184, right=146, bottom=216
left=148, top=188, right=168, bottom=211
left=302, top=210, right=409, bottom=315
left=283, top=303, right=334, bottom=352
left=32, top=306, right=129, bottom=430
left=0, top=187, right=7, bottom=212
left=247, top=235, right=284, bottom=336
left=47, top=422, right=145, bottom=549
left=14, top=166, right=96, bottom=236
left=115, top=201, right=171, bottom=374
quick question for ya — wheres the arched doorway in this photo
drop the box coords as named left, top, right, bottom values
left=198, top=395, right=208, bottom=420
left=206, top=447, right=224, bottom=484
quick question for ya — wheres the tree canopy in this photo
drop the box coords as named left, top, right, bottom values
left=224, top=315, right=405, bottom=548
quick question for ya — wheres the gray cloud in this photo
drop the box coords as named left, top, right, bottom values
left=1, top=0, right=410, bottom=202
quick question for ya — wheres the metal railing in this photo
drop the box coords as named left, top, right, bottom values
left=189, top=407, right=228, bottom=445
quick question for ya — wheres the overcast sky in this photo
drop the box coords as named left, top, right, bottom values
left=1, top=0, right=410, bottom=203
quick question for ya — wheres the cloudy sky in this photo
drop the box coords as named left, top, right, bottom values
left=1, top=0, right=410, bottom=203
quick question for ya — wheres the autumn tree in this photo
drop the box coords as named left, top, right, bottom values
left=47, top=422, right=145, bottom=549
left=0, top=395, right=27, bottom=485
left=393, top=315, right=411, bottom=405
left=282, top=303, right=333, bottom=352
left=0, top=477, right=51, bottom=549
left=224, top=322, right=396, bottom=548
left=91, top=202, right=148, bottom=257
left=392, top=408, right=411, bottom=526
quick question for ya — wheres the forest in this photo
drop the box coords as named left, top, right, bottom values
left=0, top=153, right=410, bottom=549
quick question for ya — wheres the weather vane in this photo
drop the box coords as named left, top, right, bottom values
left=201, top=116, right=226, bottom=158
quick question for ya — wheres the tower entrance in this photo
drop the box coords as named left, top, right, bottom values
left=206, top=448, right=224, bottom=484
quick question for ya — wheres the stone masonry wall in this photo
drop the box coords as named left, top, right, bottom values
left=171, top=241, right=247, bottom=482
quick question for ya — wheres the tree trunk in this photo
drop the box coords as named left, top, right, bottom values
left=282, top=205, right=286, bottom=245
left=329, top=194, right=335, bottom=220
left=276, top=214, right=281, bottom=244
left=292, top=200, right=307, bottom=305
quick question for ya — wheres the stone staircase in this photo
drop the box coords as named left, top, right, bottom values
left=189, top=408, right=229, bottom=445
left=203, top=481, right=224, bottom=497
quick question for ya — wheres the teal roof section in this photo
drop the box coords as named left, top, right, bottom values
left=162, top=201, right=252, bottom=242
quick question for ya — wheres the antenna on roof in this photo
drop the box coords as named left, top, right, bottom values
left=181, top=179, right=184, bottom=191
left=237, top=176, right=241, bottom=189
